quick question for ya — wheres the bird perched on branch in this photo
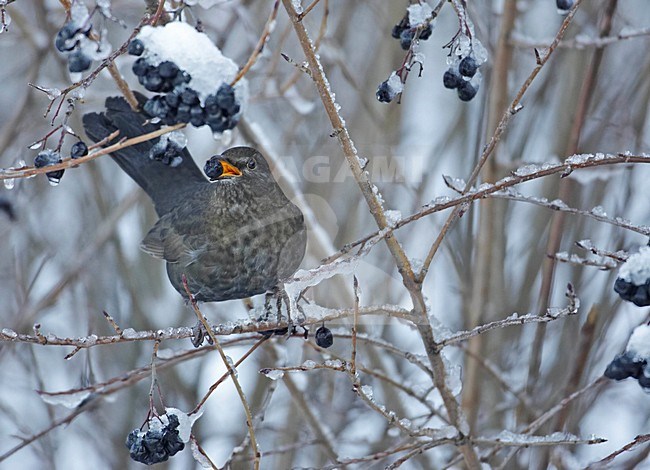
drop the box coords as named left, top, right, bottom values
left=83, top=96, right=306, bottom=307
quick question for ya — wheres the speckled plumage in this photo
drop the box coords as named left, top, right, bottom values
left=83, top=96, right=306, bottom=302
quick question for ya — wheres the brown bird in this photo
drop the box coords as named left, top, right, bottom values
left=82, top=96, right=306, bottom=304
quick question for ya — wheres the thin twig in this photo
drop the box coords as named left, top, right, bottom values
left=181, top=276, right=261, bottom=470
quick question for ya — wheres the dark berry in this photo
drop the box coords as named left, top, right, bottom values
left=631, top=284, right=650, bottom=307
left=176, top=103, right=191, bottom=123
left=158, top=61, right=179, bottom=79
left=143, top=96, right=169, bottom=119
left=556, top=0, right=574, bottom=11
left=164, top=92, right=181, bottom=109
left=614, top=277, right=635, bottom=298
left=376, top=81, right=394, bottom=103
left=127, top=39, right=145, bottom=56
left=639, top=370, right=650, bottom=389
left=70, top=141, right=88, bottom=159
left=207, top=115, right=228, bottom=133
left=457, top=80, right=478, bottom=101
left=459, top=56, right=478, bottom=78
left=180, top=89, right=199, bottom=106
left=391, top=15, right=410, bottom=39
left=35, top=150, right=64, bottom=184
left=68, top=51, right=92, bottom=73
left=419, top=24, right=433, bottom=41
left=399, top=29, right=415, bottom=51
left=315, top=326, right=333, bottom=348
left=204, top=94, right=220, bottom=115
left=215, top=83, right=235, bottom=111
left=443, top=68, right=462, bottom=89
left=144, top=70, right=163, bottom=92
left=55, top=24, right=78, bottom=52
left=189, top=106, right=205, bottom=127
left=204, top=156, right=224, bottom=180
left=172, top=71, right=192, bottom=87
left=604, top=353, right=646, bottom=381
left=132, top=58, right=149, bottom=77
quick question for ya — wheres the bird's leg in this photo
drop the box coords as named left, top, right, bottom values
left=263, top=291, right=274, bottom=321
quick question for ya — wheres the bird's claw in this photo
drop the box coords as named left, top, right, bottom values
left=191, top=320, right=213, bottom=348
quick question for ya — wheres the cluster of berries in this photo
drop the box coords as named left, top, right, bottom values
left=391, top=13, right=432, bottom=50
left=614, top=278, right=650, bottom=307
left=34, top=142, right=88, bottom=185
left=129, top=39, right=241, bottom=134
left=126, top=414, right=185, bottom=465
left=604, top=352, right=650, bottom=389
left=443, top=54, right=481, bottom=101
left=604, top=324, right=650, bottom=390
left=614, top=246, right=650, bottom=307
left=55, top=21, right=94, bottom=73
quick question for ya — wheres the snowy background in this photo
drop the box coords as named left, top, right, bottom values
left=1, top=0, right=650, bottom=468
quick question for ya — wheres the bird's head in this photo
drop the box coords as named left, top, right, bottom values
left=203, top=147, right=280, bottom=196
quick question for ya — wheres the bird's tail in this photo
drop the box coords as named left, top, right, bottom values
left=82, top=94, right=205, bottom=215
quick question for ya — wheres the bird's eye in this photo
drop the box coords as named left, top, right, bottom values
left=247, top=159, right=257, bottom=170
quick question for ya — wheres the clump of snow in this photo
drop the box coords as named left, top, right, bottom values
left=618, top=247, right=650, bottom=286
left=136, top=22, right=247, bottom=105
left=626, top=324, right=650, bottom=361
left=407, top=3, right=433, bottom=27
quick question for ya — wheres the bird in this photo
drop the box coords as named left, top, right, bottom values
left=82, top=95, right=306, bottom=305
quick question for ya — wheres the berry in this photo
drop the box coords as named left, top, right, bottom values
left=204, top=94, right=220, bottom=115
left=144, top=70, right=163, bottom=92
left=55, top=24, right=78, bottom=52
left=172, top=71, right=192, bottom=87
left=132, top=58, right=149, bottom=77
left=391, top=15, right=410, bottom=39
left=315, top=326, right=333, bottom=348
left=443, top=69, right=462, bottom=89
left=176, top=103, right=191, bottom=123
left=204, top=156, right=224, bottom=180
left=215, top=83, right=236, bottom=112
left=164, top=92, right=181, bottom=109
left=125, top=414, right=185, bottom=465
left=70, top=141, right=88, bottom=159
left=35, top=150, right=64, bottom=184
left=604, top=353, right=645, bottom=381
left=189, top=106, right=205, bottom=127
left=399, top=29, right=415, bottom=50
left=68, top=51, right=91, bottom=73
left=556, top=0, right=574, bottom=11
left=457, top=80, right=478, bottom=102
left=207, top=115, right=228, bottom=133
left=180, top=89, right=199, bottom=106
left=158, top=61, right=179, bottom=79
left=127, top=39, right=145, bottom=56
left=376, top=81, right=394, bottom=103
left=459, top=56, right=478, bottom=78
left=143, top=96, right=170, bottom=119
left=639, top=369, right=650, bottom=389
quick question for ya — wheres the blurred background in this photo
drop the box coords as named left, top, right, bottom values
left=1, top=0, right=650, bottom=468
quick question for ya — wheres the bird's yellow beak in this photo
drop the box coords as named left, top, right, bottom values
left=219, top=160, right=242, bottom=177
